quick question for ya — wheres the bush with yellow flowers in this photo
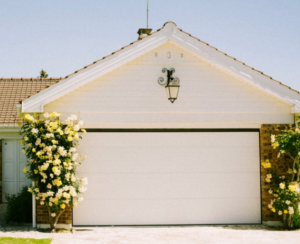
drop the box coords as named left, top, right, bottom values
left=262, top=126, right=300, bottom=229
left=20, top=112, right=87, bottom=230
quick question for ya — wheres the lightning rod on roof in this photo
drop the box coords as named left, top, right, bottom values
left=137, top=0, right=152, bottom=39
left=147, top=0, right=149, bottom=28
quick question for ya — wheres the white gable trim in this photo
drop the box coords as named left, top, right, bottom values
left=22, top=23, right=177, bottom=113
left=22, top=22, right=300, bottom=113
left=167, top=30, right=300, bottom=110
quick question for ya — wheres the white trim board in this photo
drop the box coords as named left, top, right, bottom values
left=21, top=22, right=300, bottom=113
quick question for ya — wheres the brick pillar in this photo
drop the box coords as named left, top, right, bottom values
left=260, top=124, right=294, bottom=221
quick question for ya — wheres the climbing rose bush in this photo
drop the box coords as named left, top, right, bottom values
left=262, top=126, right=300, bottom=229
left=20, top=112, right=87, bottom=230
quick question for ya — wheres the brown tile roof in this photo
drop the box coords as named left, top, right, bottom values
left=0, top=78, right=61, bottom=126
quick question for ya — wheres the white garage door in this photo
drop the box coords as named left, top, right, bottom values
left=74, top=130, right=261, bottom=225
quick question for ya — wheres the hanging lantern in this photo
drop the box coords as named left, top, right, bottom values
left=158, top=68, right=180, bottom=103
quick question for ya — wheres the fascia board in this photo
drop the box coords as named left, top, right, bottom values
left=170, top=30, right=298, bottom=107
left=22, top=29, right=172, bottom=113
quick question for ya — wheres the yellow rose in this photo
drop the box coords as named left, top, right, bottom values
left=52, top=167, right=58, bottom=173
left=279, top=183, right=285, bottom=189
left=23, top=167, right=27, bottom=173
left=272, top=142, right=279, bottom=149
left=50, top=112, right=61, bottom=118
left=32, top=148, right=36, bottom=153
left=288, top=182, right=299, bottom=192
left=284, top=210, right=288, bottom=214
left=24, top=114, right=34, bottom=122
left=261, top=160, right=271, bottom=169
left=68, top=136, right=73, bottom=141
left=271, top=208, right=276, bottom=212
left=60, top=203, right=66, bottom=209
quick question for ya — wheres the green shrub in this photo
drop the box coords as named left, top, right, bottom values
left=5, top=186, right=32, bottom=223
left=292, top=211, right=300, bottom=229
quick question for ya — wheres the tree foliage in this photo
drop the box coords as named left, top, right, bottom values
left=39, top=69, right=48, bottom=78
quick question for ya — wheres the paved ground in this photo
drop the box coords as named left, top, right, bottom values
left=0, top=225, right=300, bottom=244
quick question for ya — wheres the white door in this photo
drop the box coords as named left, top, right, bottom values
left=74, top=130, right=261, bottom=225
left=2, top=140, right=30, bottom=202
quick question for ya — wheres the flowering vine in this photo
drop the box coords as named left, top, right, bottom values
left=262, top=126, right=300, bottom=229
left=20, top=112, right=87, bottom=230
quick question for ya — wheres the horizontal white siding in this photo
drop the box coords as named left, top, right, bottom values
left=45, top=42, right=293, bottom=127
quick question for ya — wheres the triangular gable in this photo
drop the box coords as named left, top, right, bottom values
left=21, top=21, right=300, bottom=113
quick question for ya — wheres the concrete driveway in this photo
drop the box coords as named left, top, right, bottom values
left=0, top=225, right=300, bottom=244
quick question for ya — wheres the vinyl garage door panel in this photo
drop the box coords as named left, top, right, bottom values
left=74, top=132, right=261, bottom=225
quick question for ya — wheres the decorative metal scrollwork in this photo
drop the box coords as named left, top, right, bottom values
left=158, top=68, right=180, bottom=87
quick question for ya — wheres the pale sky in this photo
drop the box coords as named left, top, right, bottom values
left=1, top=0, right=299, bottom=90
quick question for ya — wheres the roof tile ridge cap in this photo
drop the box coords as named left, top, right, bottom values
left=163, top=21, right=177, bottom=27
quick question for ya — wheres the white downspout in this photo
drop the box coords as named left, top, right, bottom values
left=295, top=114, right=300, bottom=128
left=32, top=181, right=36, bottom=228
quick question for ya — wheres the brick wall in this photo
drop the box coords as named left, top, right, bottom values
left=36, top=204, right=72, bottom=225
left=260, top=124, right=294, bottom=221
left=0, top=140, right=2, bottom=203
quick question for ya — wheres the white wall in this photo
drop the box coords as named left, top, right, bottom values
left=45, top=42, right=293, bottom=128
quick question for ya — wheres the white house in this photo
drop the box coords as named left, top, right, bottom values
left=1, top=21, right=300, bottom=228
